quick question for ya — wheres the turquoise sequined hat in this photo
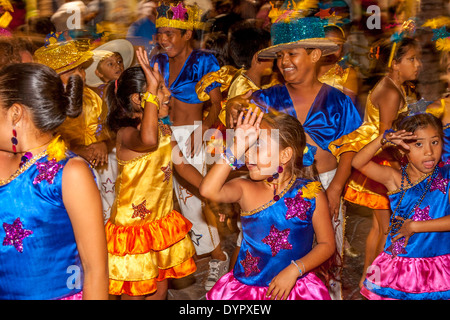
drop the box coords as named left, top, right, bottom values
left=257, top=8, right=339, bottom=59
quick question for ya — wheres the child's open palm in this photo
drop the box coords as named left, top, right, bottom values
left=234, top=107, right=264, bottom=153
left=383, top=129, right=417, bottom=150
left=136, top=47, right=160, bottom=95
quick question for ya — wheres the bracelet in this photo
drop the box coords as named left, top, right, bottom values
left=140, top=92, right=160, bottom=110
left=224, top=147, right=245, bottom=169
left=220, top=152, right=236, bottom=170
left=291, top=260, right=305, bottom=277
left=381, top=129, right=396, bottom=146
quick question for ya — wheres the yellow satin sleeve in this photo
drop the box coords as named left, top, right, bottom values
left=196, top=65, right=239, bottom=102
left=57, top=87, right=110, bottom=147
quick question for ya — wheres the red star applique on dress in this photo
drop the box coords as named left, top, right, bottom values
left=284, top=190, right=311, bottom=221
left=131, top=200, right=151, bottom=220
left=3, top=217, right=33, bottom=253
left=430, top=173, right=449, bottom=194
left=411, top=205, right=431, bottom=222
left=262, top=225, right=292, bottom=257
left=161, top=164, right=172, bottom=182
left=33, top=159, right=63, bottom=185
left=240, top=250, right=261, bottom=277
left=387, top=238, right=407, bottom=258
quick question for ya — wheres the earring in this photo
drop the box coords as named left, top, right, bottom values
left=266, top=165, right=284, bottom=201
left=11, top=127, right=18, bottom=154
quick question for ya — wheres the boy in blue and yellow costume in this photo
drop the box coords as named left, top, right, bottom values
left=150, top=1, right=229, bottom=290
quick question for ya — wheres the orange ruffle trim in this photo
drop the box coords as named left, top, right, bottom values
left=344, top=187, right=390, bottom=210
left=105, top=210, right=193, bottom=256
left=109, top=257, right=197, bottom=296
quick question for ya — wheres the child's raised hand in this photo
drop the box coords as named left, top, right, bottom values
left=136, top=47, right=160, bottom=95
left=382, top=129, right=416, bottom=150
left=225, top=90, right=252, bottom=128
left=234, top=107, right=264, bottom=152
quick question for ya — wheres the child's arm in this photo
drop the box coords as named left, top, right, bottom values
left=171, top=140, right=203, bottom=189
left=62, top=157, right=109, bottom=299
left=187, top=86, right=223, bottom=157
left=326, top=151, right=355, bottom=220
left=119, top=49, right=161, bottom=152
left=199, top=107, right=263, bottom=204
left=266, top=190, right=336, bottom=300
left=351, top=130, right=414, bottom=191
left=393, top=214, right=450, bottom=246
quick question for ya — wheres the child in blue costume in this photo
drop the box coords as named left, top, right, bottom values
left=0, top=63, right=108, bottom=300
left=226, top=12, right=362, bottom=300
left=150, top=2, right=229, bottom=290
left=201, top=109, right=335, bottom=300
left=353, top=112, right=450, bottom=300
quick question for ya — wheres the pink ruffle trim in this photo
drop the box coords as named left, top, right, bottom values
left=206, top=271, right=331, bottom=300
left=59, top=291, right=83, bottom=300
left=363, top=251, right=450, bottom=294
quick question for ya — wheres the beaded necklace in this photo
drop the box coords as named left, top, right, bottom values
left=387, top=164, right=438, bottom=236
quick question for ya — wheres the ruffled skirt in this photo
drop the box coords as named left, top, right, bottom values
left=206, top=271, right=331, bottom=300
left=106, top=210, right=197, bottom=296
left=361, top=252, right=450, bottom=300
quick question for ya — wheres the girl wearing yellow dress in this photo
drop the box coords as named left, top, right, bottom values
left=329, top=35, right=422, bottom=288
left=104, top=48, right=202, bottom=300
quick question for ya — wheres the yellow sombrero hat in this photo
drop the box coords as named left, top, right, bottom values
left=34, top=40, right=94, bottom=74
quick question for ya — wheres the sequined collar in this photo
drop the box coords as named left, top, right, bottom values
left=241, top=176, right=297, bottom=216
left=0, top=150, right=48, bottom=186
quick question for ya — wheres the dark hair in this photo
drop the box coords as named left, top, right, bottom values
left=0, top=63, right=83, bottom=132
left=369, top=36, right=419, bottom=76
left=106, top=66, right=147, bottom=133
left=262, top=112, right=315, bottom=179
left=229, top=26, right=271, bottom=69
left=0, top=38, right=21, bottom=67
left=392, top=112, right=444, bottom=139
left=203, top=31, right=233, bottom=67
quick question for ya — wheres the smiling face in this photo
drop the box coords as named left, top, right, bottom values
left=405, top=125, right=442, bottom=175
left=276, top=47, right=320, bottom=84
left=156, top=27, right=192, bottom=58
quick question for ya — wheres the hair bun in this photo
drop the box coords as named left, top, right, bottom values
left=63, top=75, right=83, bottom=119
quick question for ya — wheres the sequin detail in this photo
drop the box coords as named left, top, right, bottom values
left=131, top=200, right=151, bottom=220
left=412, top=205, right=431, bottom=222
left=33, top=159, right=63, bottom=185
left=161, top=164, right=172, bottom=182
left=262, top=225, right=292, bottom=257
left=430, top=173, right=449, bottom=194
left=284, top=190, right=311, bottom=220
left=240, top=250, right=260, bottom=277
left=2, top=217, right=33, bottom=253
left=387, top=238, right=407, bottom=258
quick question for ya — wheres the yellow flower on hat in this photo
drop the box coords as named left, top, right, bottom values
left=301, top=181, right=322, bottom=199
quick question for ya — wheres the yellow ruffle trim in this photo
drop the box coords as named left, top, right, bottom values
left=105, top=210, right=193, bottom=255
left=109, top=257, right=197, bottom=296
